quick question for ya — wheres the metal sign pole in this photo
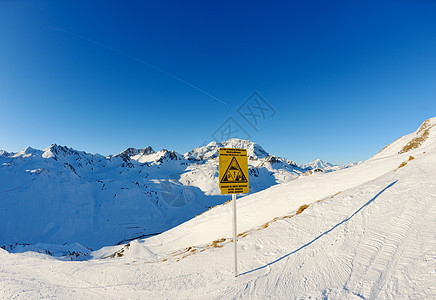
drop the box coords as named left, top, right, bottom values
left=218, top=148, right=248, bottom=278
left=232, top=193, right=238, bottom=278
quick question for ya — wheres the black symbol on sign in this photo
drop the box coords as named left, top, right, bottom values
left=220, top=157, right=248, bottom=183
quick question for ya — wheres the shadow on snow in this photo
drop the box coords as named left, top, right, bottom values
left=240, top=180, right=398, bottom=277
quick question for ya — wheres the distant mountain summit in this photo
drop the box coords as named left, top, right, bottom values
left=184, top=139, right=270, bottom=161
left=301, top=158, right=360, bottom=172
left=116, top=146, right=155, bottom=162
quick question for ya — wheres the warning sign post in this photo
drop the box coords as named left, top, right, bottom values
left=219, top=148, right=249, bottom=194
left=219, top=148, right=249, bottom=277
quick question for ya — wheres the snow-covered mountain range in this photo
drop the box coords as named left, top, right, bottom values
left=0, top=139, right=352, bottom=249
left=1, top=117, right=434, bottom=299
left=300, top=158, right=359, bottom=172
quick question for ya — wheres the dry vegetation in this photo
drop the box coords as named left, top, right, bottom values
left=397, top=161, right=408, bottom=169
left=107, top=191, right=345, bottom=263
left=168, top=191, right=345, bottom=262
left=399, top=119, right=434, bottom=154
left=296, top=204, right=309, bottom=215
left=103, top=242, right=130, bottom=259
left=210, top=238, right=226, bottom=248
left=237, top=231, right=249, bottom=238
left=396, top=155, right=415, bottom=171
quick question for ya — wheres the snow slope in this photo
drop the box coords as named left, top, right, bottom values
left=0, top=139, right=343, bottom=249
left=98, top=118, right=436, bottom=258
left=0, top=117, right=435, bottom=299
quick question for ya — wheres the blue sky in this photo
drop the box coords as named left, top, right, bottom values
left=0, top=0, right=435, bottom=164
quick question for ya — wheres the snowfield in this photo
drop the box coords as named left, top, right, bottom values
left=0, top=139, right=341, bottom=250
left=0, top=117, right=435, bottom=299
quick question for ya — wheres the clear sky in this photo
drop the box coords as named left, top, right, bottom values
left=1, top=0, right=435, bottom=164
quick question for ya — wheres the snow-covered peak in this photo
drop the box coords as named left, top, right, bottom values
left=0, top=150, right=9, bottom=157
left=12, top=146, right=41, bottom=158
left=154, top=149, right=183, bottom=163
left=300, top=159, right=359, bottom=172
left=301, top=159, right=335, bottom=170
left=222, top=138, right=270, bottom=160
left=184, top=138, right=269, bottom=161
left=42, top=144, right=58, bottom=158
left=129, top=148, right=183, bottom=164
left=42, top=144, right=93, bottom=161
left=372, top=117, right=436, bottom=160
left=116, top=146, right=155, bottom=162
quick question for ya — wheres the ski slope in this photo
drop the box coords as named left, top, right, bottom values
left=1, top=139, right=331, bottom=249
left=0, top=118, right=435, bottom=299
left=96, top=118, right=436, bottom=258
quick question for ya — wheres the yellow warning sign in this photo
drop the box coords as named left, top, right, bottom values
left=221, top=157, right=248, bottom=183
left=219, top=148, right=249, bottom=194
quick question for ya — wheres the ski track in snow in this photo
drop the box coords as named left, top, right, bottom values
left=0, top=163, right=435, bottom=299
left=230, top=175, right=434, bottom=299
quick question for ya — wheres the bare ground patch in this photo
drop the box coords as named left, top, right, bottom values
left=399, top=119, right=434, bottom=154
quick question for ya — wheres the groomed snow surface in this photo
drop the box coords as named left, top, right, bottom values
left=1, top=118, right=436, bottom=299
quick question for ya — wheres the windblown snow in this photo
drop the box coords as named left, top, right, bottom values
left=0, top=118, right=435, bottom=299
